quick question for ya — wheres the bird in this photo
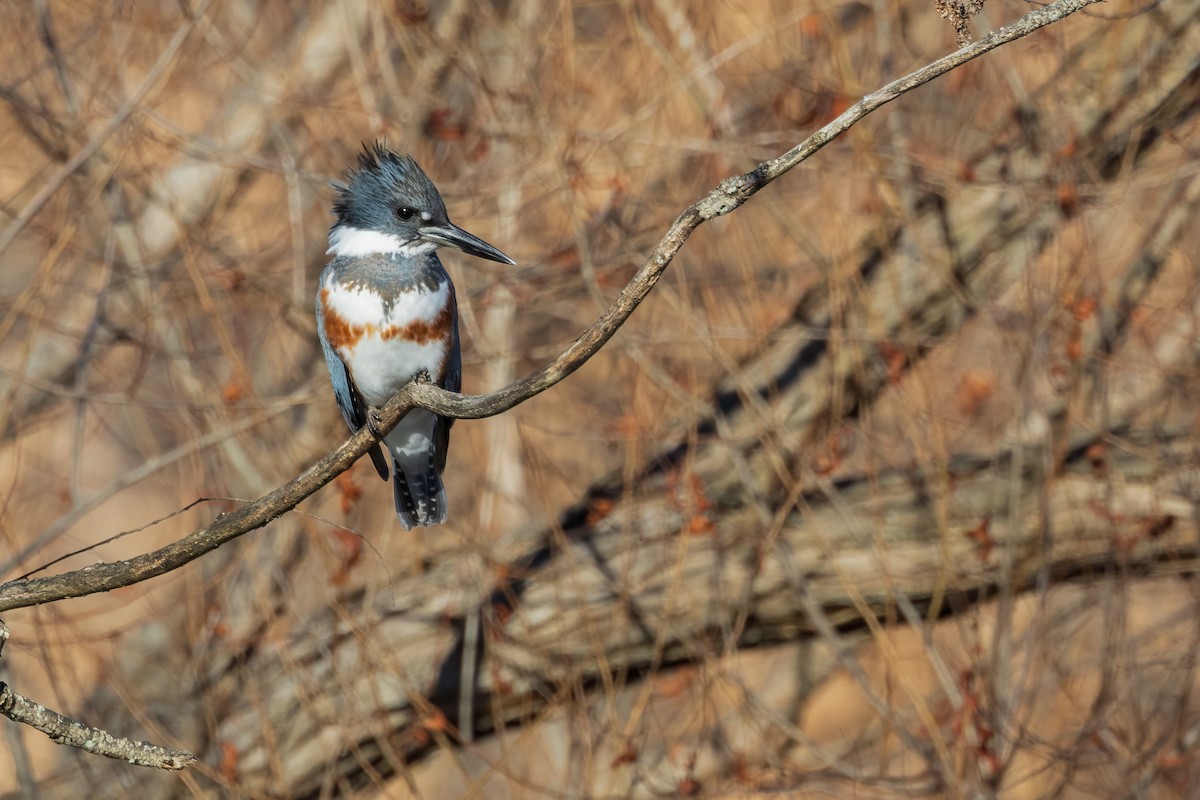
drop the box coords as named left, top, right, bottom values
left=316, top=143, right=514, bottom=528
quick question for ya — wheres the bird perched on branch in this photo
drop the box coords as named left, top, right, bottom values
left=316, top=143, right=514, bottom=528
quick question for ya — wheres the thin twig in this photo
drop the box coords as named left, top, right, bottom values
left=0, top=0, right=1103, bottom=614
left=0, top=0, right=209, bottom=259
left=0, top=405, right=290, bottom=578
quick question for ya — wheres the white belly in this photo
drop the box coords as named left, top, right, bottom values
left=343, top=335, right=448, bottom=406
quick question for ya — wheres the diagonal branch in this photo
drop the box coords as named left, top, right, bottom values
left=0, top=620, right=194, bottom=769
left=0, top=683, right=195, bottom=770
left=0, top=0, right=1103, bottom=615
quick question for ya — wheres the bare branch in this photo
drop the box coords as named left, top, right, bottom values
left=0, top=622, right=193, bottom=770
left=0, top=683, right=196, bottom=770
left=0, top=618, right=194, bottom=767
left=0, top=0, right=1103, bottom=614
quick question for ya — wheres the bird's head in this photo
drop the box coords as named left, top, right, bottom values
left=328, top=143, right=515, bottom=265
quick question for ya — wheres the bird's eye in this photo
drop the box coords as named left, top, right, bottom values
left=396, top=206, right=415, bottom=221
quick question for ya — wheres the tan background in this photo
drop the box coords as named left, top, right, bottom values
left=1, top=0, right=1198, bottom=797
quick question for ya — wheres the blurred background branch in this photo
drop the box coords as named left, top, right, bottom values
left=0, top=0, right=1101, bottom=615
left=0, top=0, right=1197, bottom=798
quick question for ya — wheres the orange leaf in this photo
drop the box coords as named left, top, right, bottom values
left=1141, top=514, right=1175, bottom=540
left=221, top=381, right=243, bottom=405
left=335, top=472, right=362, bottom=514
left=1086, top=441, right=1107, bottom=476
left=219, top=741, right=239, bottom=784
left=957, top=370, right=995, bottom=417
left=1072, top=295, right=1098, bottom=321
left=654, top=667, right=696, bottom=699
left=329, top=528, right=363, bottom=586
left=426, top=108, right=465, bottom=141
left=421, top=709, right=450, bottom=733
left=1056, top=182, right=1079, bottom=214
left=1065, top=329, right=1083, bottom=362
left=610, top=740, right=638, bottom=768
left=964, top=517, right=994, bottom=561
left=586, top=497, right=615, bottom=525
left=688, top=474, right=712, bottom=513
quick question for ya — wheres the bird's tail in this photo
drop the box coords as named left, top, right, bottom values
left=391, top=452, right=447, bottom=529
left=386, top=410, right=448, bottom=529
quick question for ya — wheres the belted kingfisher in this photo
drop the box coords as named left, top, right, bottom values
left=316, top=143, right=514, bottom=529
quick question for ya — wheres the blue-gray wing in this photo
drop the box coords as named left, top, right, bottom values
left=432, top=300, right=461, bottom=475
left=316, top=291, right=390, bottom=481
left=443, top=307, right=462, bottom=395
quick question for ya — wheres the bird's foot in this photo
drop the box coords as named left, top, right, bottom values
left=366, top=407, right=386, bottom=439
left=413, top=368, right=433, bottom=385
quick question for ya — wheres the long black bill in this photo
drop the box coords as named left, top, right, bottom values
left=421, top=223, right=515, bottom=265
